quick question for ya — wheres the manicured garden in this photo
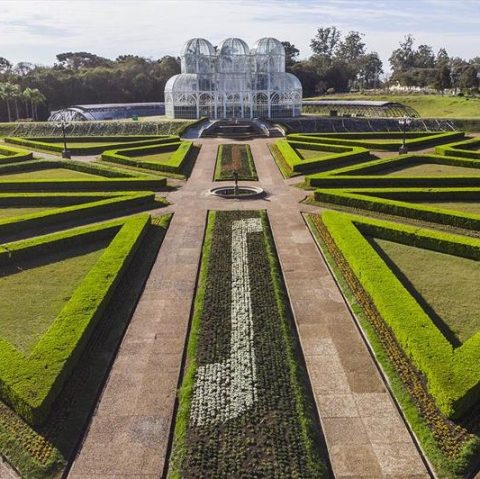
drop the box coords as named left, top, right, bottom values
left=213, top=143, right=258, bottom=180
left=169, top=210, right=329, bottom=478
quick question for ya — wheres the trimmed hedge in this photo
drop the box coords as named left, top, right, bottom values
left=320, top=210, right=480, bottom=418
left=288, top=131, right=465, bottom=150
left=0, top=159, right=167, bottom=191
left=314, top=188, right=480, bottom=231
left=0, top=144, right=33, bottom=164
left=307, top=153, right=480, bottom=188
left=436, top=137, right=480, bottom=160
left=101, top=140, right=193, bottom=174
left=275, top=138, right=371, bottom=174
left=5, top=135, right=179, bottom=155
left=0, top=191, right=159, bottom=237
left=0, top=214, right=150, bottom=425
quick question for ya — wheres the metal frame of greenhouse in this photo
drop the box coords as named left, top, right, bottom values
left=165, top=37, right=303, bottom=120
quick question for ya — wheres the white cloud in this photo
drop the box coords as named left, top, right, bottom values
left=0, top=0, right=478, bottom=69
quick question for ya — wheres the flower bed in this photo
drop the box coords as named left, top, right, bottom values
left=169, top=210, right=329, bottom=478
left=214, top=144, right=258, bottom=180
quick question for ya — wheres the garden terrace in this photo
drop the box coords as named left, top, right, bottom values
left=4, top=135, right=179, bottom=155
left=271, top=138, right=370, bottom=177
left=0, top=214, right=150, bottom=425
left=313, top=188, right=480, bottom=232
left=307, top=154, right=480, bottom=189
left=0, top=159, right=166, bottom=191
left=436, top=137, right=480, bottom=160
left=101, top=139, right=196, bottom=176
left=169, top=210, right=330, bottom=478
left=0, top=214, right=171, bottom=479
left=308, top=210, right=480, bottom=477
left=213, top=143, right=258, bottom=180
left=288, top=131, right=464, bottom=151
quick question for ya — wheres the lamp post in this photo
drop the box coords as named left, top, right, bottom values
left=56, top=114, right=71, bottom=159
left=398, top=116, right=411, bottom=155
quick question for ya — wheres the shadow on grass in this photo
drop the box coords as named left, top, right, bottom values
left=0, top=215, right=171, bottom=479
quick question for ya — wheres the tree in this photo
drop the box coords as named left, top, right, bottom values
left=29, top=88, right=46, bottom=120
left=358, top=52, right=383, bottom=89
left=14, top=62, right=34, bottom=76
left=56, top=52, right=113, bottom=69
left=0, top=82, right=17, bottom=121
left=389, top=34, right=415, bottom=74
left=281, top=41, right=300, bottom=71
left=0, top=58, right=12, bottom=77
left=310, top=26, right=341, bottom=59
left=336, top=31, right=366, bottom=63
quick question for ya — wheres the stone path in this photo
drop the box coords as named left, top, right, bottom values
left=66, top=137, right=429, bottom=478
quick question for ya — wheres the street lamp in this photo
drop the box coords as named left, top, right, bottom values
left=55, top=114, right=71, bottom=159
left=398, top=116, right=412, bottom=155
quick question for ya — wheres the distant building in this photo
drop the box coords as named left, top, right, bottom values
left=48, top=103, right=165, bottom=122
left=165, top=37, right=302, bottom=119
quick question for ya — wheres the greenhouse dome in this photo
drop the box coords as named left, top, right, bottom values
left=165, top=37, right=302, bottom=119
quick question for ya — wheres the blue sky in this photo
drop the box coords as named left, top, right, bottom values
left=0, top=0, right=478, bottom=75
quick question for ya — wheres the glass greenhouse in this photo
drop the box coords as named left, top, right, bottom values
left=165, top=37, right=302, bottom=119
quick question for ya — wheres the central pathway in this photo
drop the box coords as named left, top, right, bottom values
left=68, top=138, right=429, bottom=478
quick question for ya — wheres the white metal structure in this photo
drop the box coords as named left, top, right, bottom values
left=165, top=37, right=302, bottom=119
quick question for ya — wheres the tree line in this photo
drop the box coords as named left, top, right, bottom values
left=0, top=27, right=478, bottom=121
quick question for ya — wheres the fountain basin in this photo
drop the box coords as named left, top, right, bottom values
left=209, top=186, right=264, bottom=199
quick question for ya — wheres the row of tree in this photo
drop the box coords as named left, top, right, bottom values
left=0, top=28, right=479, bottom=121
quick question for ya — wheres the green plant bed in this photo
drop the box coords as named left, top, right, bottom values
left=101, top=140, right=196, bottom=176
left=0, top=214, right=150, bottom=425
left=371, top=237, right=480, bottom=345
left=0, top=159, right=166, bottom=192
left=313, top=188, right=480, bottom=231
left=213, top=143, right=258, bottom=180
left=307, top=153, right=480, bottom=189
left=4, top=135, right=179, bottom=155
left=288, top=131, right=464, bottom=151
left=169, top=210, right=330, bottom=478
left=305, top=213, right=479, bottom=478
left=0, top=168, right=103, bottom=180
left=0, top=214, right=171, bottom=479
left=436, top=138, right=480, bottom=160
left=0, top=145, right=33, bottom=164
left=275, top=138, right=371, bottom=175
left=314, top=210, right=480, bottom=419
left=0, top=192, right=159, bottom=241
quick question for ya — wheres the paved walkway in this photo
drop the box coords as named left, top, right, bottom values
left=67, top=138, right=429, bottom=478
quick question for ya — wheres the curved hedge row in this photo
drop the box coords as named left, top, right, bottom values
left=101, top=140, right=193, bottom=174
left=0, top=145, right=33, bottom=164
left=0, top=214, right=150, bottom=425
left=319, top=210, right=480, bottom=419
left=436, top=137, right=480, bottom=160
left=4, top=135, right=179, bottom=155
left=0, top=192, right=159, bottom=238
left=288, top=131, right=464, bottom=150
left=0, top=159, right=167, bottom=191
left=314, top=188, right=480, bottom=231
left=275, top=138, right=371, bottom=175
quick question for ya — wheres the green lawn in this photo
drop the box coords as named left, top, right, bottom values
left=130, top=151, right=173, bottom=163
left=0, top=168, right=102, bottom=180
left=371, top=237, right=480, bottom=345
left=384, top=163, right=480, bottom=177
left=305, top=93, right=480, bottom=118
left=294, top=147, right=331, bottom=160
left=415, top=201, right=480, bottom=215
left=64, top=142, right=124, bottom=148
left=0, top=206, right=56, bottom=219
left=0, top=240, right=107, bottom=355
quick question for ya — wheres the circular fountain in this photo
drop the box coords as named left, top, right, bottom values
left=209, top=170, right=264, bottom=199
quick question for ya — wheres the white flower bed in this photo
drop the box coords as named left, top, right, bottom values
left=190, top=218, right=262, bottom=427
